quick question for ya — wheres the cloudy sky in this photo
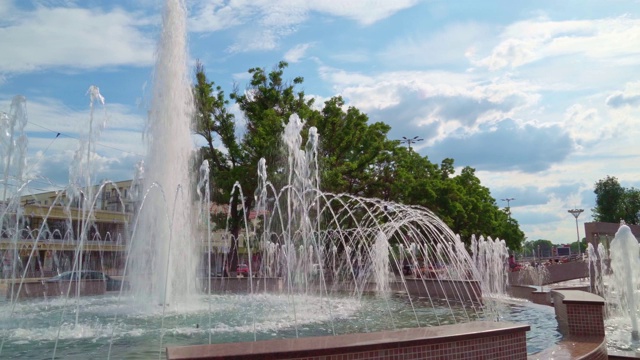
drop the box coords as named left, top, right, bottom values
left=1, top=0, right=639, bottom=244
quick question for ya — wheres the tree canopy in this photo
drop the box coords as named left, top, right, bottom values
left=522, top=239, right=554, bottom=258
left=193, top=61, right=526, bottom=251
left=593, top=175, right=640, bottom=224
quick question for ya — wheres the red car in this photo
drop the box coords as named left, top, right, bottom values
left=236, top=264, right=250, bottom=277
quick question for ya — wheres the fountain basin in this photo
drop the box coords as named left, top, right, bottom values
left=5, top=279, right=106, bottom=300
left=200, top=277, right=482, bottom=303
left=0, top=292, right=560, bottom=358
left=167, top=321, right=530, bottom=360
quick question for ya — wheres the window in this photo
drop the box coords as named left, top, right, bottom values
left=83, top=272, right=105, bottom=280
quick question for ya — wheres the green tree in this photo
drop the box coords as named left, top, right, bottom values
left=593, top=176, right=625, bottom=222
left=194, top=61, right=240, bottom=173
left=451, top=166, right=524, bottom=250
left=315, top=96, right=392, bottom=195
left=420, top=159, right=524, bottom=250
left=569, top=238, right=587, bottom=255
left=593, top=176, right=640, bottom=224
left=622, top=188, right=640, bottom=225
left=230, top=60, right=317, bottom=184
left=386, top=148, right=439, bottom=205
left=226, top=61, right=317, bottom=265
left=193, top=61, right=244, bottom=266
left=194, top=60, right=526, bottom=260
left=522, top=239, right=554, bottom=258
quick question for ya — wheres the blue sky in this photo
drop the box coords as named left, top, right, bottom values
left=1, top=0, right=640, bottom=244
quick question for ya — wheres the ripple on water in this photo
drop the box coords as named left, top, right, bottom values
left=0, top=293, right=561, bottom=358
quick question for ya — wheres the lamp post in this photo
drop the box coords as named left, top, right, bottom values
left=501, top=198, right=515, bottom=219
left=568, top=208, right=584, bottom=258
left=399, top=136, right=423, bottom=151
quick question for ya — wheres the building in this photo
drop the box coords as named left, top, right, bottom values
left=585, top=221, right=640, bottom=250
left=0, top=180, right=133, bottom=279
left=1, top=179, right=263, bottom=279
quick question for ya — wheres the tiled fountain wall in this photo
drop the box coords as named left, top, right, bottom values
left=166, top=322, right=530, bottom=360
left=530, top=290, right=608, bottom=360
left=167, top=289, right=612, bottom=360
left=552, top=290, right=605, bottom=338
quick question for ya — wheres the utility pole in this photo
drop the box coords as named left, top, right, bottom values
left=501, top=198, right=515, bottom=219
left=568, top=208, right=584, bottom=258
left=399, top=136, right=423, bottom=151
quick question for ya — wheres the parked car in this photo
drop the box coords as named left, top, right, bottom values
left=45, top=270, right=129, bottom=291
left=236, top=264, right=250, bottom=277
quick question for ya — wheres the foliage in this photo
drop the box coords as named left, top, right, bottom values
left=522, top=239, right=554, bottom=258
left=593, top=175, right=640, bottom=224
left=193, top=60, right=527, bottom=258
left=315, top=96, right=392, bottom=195
left=569, top=238, right=587, bottom=255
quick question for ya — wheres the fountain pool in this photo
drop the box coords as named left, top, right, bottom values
left=589, top=224, right=640, bottom=353
left=0, top=293, right=560, bottom=359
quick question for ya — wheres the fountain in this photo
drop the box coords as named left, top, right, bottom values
left=609, top=225, right=640, bottom=339
left=517, top=262, right=550, bottom=291
left=470, top=235, right=509, bottom=296
left=599, top=224, right=640, bottom=351
left=0, top=0, right=566, bottom=358
left=580, top=222, right=640, bottom=355
left=127, top=0, right=198, bottom=306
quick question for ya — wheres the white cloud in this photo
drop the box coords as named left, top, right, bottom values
left=226, top=27, right=293, bottom=53
left=473, top=16, right=640, bottom=71
left=190, top=0, right=421, bottom=52
left=381, top=22, right=494, bottom=67
left=564, top=104, right=612, bottom=146
left=606, top=81, right=640, bottom=108
left=308, top=0, right=421, bottom=25
left=329, top=50, right=370, bottom=63
left=0, top=1, right=14, bottom=19
left=189, top=0, right=248, bottom=33
left=318, top=67, right=539, bottom=142
left=0, top=6, right=155, bottom=74
left=1, top=95, right=145, bottom=186
left=284, top=43, right=313, bottom=63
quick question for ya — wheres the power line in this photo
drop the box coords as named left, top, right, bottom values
left=2, top=122, right=145, bottom=192
left=0, top=180, right=59, bottom=193
left=25, top=132, right=59, bottom=176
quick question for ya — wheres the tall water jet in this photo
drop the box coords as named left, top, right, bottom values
left=129, top=0, right=197, bottom=305
left=587, top=242, right=607, bottom=295
left=371, top=231, right=390, bottom=295
left=609, top=224, right=640, bottom=340
left=1, top=96, right=28, bottom=204
left=0, top=95, right=28, bottom=297
left=471, top=235, right=508, bottom=296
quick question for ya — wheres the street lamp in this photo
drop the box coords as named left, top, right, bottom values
left=568, top=208, right=584, bottom=257
left=501, top=198, right=515, bottom=218
left=399, top=136, right=423, bottom=151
